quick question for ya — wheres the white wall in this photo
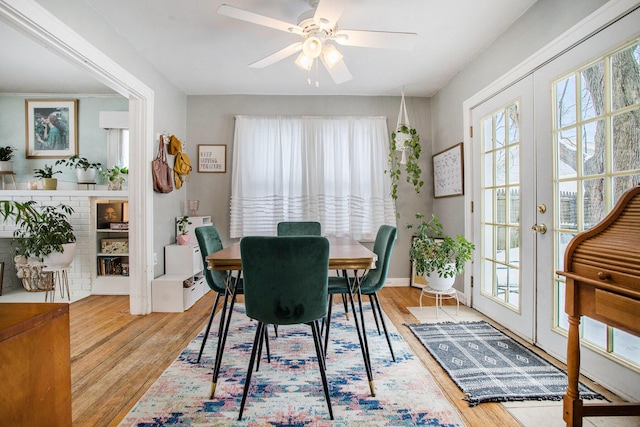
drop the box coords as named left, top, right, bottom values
left=33, top=0, right=189, bottom=277
left=186, top=95, right=431, bottom=279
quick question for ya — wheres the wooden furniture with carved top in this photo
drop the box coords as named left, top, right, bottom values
left=0, top=303, right=72, bottom=426
left=556, top=185, right=640, bottom=426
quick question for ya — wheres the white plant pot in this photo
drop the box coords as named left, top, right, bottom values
left=76, top=168, right=97, bottom=183
left=0, top=161, right=13, bottom=172
left=42, top=243, right=77, bottom=268
left=425, top=263, right=457, bottom=290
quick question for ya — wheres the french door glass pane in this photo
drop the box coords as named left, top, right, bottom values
left=613, top=329, right=640, bottom=365
left=480, top=102, right=521, bottom=310
left=553, top=40, right=640, bottom=369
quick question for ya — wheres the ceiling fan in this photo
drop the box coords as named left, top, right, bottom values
left=217, top=0, right=417, bottom=85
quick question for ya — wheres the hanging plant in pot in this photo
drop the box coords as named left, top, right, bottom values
left=56, top=155, right=102, bottom=183
left=385, top=92, right=423, bottom=213
left=408, top=213, right=475, bottom=291
left=176, top=216, right=192, bottom=245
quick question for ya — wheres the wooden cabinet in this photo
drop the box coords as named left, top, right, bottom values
left=0, top=303, right=72, bottom=426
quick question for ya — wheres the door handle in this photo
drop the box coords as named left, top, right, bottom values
left=531, top=223, right=547, bottom=234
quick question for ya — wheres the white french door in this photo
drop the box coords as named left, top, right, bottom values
left=470, top=6, right=640, bottom=400
left=471, top=77, right=536, bottom=342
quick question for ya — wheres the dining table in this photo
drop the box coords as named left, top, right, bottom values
left=205, top=236, right=378, bottom=398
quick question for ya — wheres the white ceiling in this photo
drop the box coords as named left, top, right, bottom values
left=1, top=0, right=537, bottom=97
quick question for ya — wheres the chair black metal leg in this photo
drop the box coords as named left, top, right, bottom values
left=371, top=292, right=395, bottom=362
left=238, top=322, right=264, bottom=421
left=341, top=293, right=349, bottom=319
left=197, top=292, right=221, bottom=363
left=310, top=320, right=334, bottom=420
left=369, top=294, right=382, bottom=335
left=323, top=295, right=334, bottom=357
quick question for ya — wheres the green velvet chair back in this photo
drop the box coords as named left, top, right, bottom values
left=240, top=236, right=330, bottom=325
left=276, top=221, right=322, bottom=236
left=360, top=225, right=397, bottom=294
left=195, top=225, right=228, bottom=294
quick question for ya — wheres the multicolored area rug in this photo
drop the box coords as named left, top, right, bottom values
left=119, top=304, right=464, bottom=426
left=406, top=321, right=604, bottom=407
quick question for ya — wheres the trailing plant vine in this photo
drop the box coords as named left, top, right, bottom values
left=386, top=124, right=423, bottom=202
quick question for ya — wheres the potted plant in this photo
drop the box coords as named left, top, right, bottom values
left=0, top=145, right=17, bottom=172
left=101, top=166, right=128, bottom=190
left=408, top=213, right=475, bottom=290
left=176, top=215, right=192, bottom=245
left=34, top=164, right=62, bottom=190
left=0, top=201, right=77, bottom=290
left=56, top=155, right=102, bottom=183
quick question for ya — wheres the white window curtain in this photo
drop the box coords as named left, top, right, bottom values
left=230, top=115, right=396, bottom=241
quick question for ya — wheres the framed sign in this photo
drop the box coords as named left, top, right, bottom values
left=25, top=99, right=78, bottom=158
left=432, top=142, right=464, bottom=198
left=198, top=144, right=226, bottom=173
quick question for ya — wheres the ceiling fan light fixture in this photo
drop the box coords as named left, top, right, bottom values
left=302, top=35, right=323, bottom=58
left=322, top=44, right=343, bottom=68
left=295, top=52, right=314, bottom=71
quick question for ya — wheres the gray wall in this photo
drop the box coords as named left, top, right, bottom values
left=186, top=95, right=431, bottom=279
left=430, top=0, right=610, bottom=290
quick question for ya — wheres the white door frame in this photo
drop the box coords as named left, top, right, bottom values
left=0, top=0, right=155, bottom=314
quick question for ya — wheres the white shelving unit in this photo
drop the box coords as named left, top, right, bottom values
left=93, top=198, right=129, bottom=295
left=175, top=215, right=212, bottom=239
left=152, top=243, right=209, bottom=312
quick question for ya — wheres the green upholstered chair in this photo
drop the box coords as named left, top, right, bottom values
left=238, top=236, right=333, bottom=421
left=194, top=226, right=243, bottom=364
left=325, top=225, right=398, bottom=361
left=276, top=221, right=322, bottom=236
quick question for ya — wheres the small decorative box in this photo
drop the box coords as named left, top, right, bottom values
left=101, top=238, right=129, bottom=254
left=110, top=222, right=129, bottom=230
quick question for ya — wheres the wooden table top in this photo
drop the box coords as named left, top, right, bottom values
left=205, top=236, right=377, bottom=271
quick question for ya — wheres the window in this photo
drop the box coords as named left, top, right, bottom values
left=230, top=115, right=396, bottom=241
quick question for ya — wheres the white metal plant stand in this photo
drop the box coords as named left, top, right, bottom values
left=419, top=286, right=459, bottom=319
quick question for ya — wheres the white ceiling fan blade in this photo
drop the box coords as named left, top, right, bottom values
left=249, top=42, right=303, bottom=68
left=313, top=0, right=344, bottom=29
left=334, top=29, right=417, bottom=51
left=217, top=4, right=302, bottom=35
left=322, top=57, right=353, bottom=85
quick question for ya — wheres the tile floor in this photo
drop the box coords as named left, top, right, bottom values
left=406, top=303, right=640, bottom=427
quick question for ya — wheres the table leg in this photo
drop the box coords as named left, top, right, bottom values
left=563, top=314, right=583, bottom=427
left=210, top=270, right=241, bottom=399
left=344, top=269, right=375, bottom=396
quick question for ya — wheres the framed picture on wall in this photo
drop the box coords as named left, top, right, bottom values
left=198, top=144, right=226, bottom=173
left=25, top=99, right=78, bottom=158
left=432, top=142, right=464, bottom=198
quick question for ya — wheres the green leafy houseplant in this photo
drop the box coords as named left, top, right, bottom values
left=34, top=164, right=62, bottom=179
left=408, top=213, right=475, bottom=280
left=0, top=200, right=76, bottom=260
left=177, top=216, right=192, bottom=235
left=101, top=166, right=128, bottom=190
left=55, top=154, right=102, bottom=170
left=0, top=146, right=17, bottom=162
left=386, top=124, right=423, bottom=205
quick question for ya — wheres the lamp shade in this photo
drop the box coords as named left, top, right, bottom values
left=322, top=44, right=343, bottom=68
left=302, top=36, right=323, bottom=58
left=295, top=52, right=313, bottom=71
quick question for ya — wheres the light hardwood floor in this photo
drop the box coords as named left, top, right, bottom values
left=69, top=286, right=617, bottom=427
